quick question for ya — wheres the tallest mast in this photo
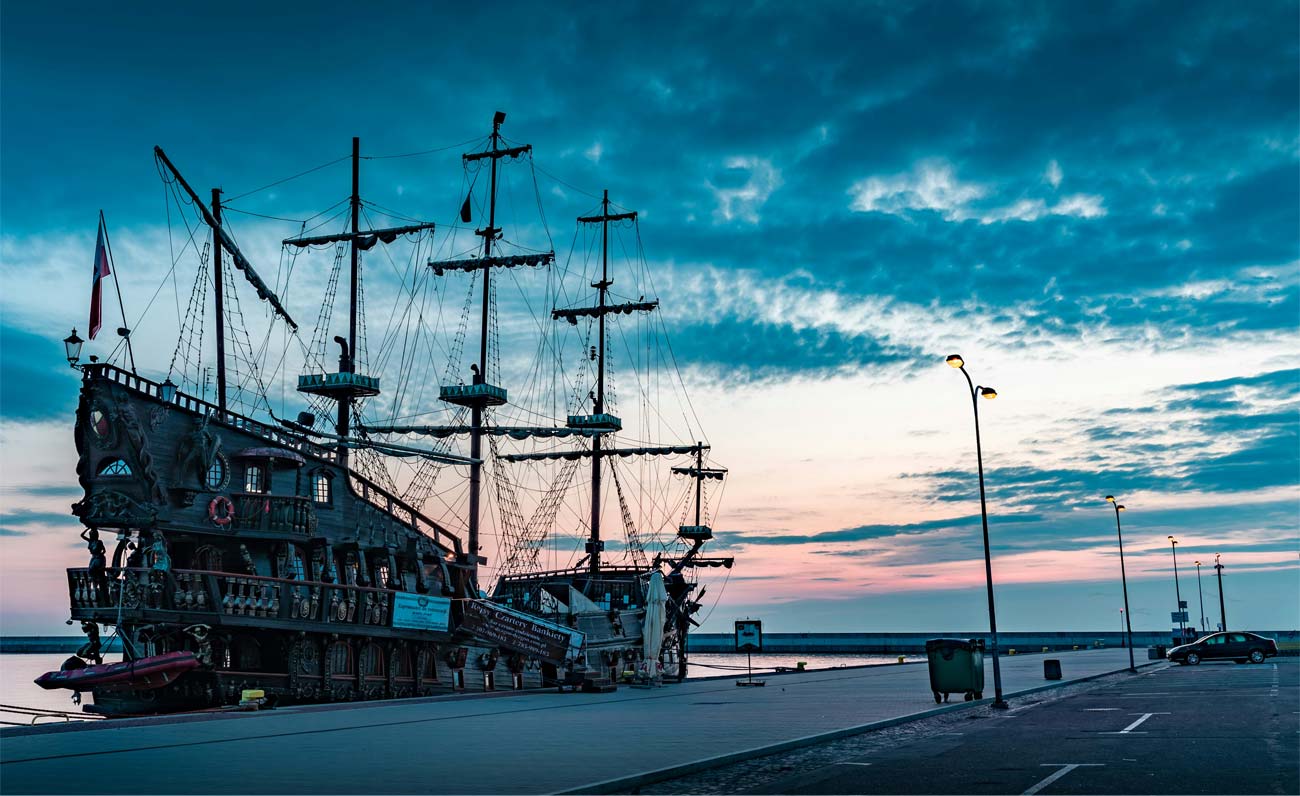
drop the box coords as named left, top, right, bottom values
left=429, top=112, right=550, bottom=589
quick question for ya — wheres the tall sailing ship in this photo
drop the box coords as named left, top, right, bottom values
left=45, top=113, right=734, bottom=715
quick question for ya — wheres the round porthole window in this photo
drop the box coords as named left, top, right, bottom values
left=204, top=454, right=229, bottom=490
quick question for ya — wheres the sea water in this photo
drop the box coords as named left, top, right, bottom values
left=0, top=651, right=923, bottom=724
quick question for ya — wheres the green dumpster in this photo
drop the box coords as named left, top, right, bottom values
left=925, top=638, right=985, bottom=703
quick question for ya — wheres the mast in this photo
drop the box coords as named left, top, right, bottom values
left=468, top=114, right=506, bottom=588
left=426, top=114, right=551, bottom=586
left=589, top=190, right=611, bottom=577
left=693, top=443, right=703, bottom=526
left=211, top=188, right=227, bottom=413
left=335, top=137, right=361, bottom=468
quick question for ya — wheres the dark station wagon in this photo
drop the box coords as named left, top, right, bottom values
left=1168, top=631, right=1278, bottom=665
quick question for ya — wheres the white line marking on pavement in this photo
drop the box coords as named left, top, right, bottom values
left=836, top=762, right=873, bottom=766
left=1104, top=712, right=1170, bottom=734
left=1023, top=764, right=1104, bottom=795
left=1084, top=708, right=1120, bottom=711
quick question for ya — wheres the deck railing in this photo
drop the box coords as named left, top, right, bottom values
left=231, top=494, right=314, bottom=535
left=81, top=363, right=463, bottom=556
left=68, top=567, right=396, bottom=630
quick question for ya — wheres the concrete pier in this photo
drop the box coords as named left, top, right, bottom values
left=1, top=648, right=1147, bottom=794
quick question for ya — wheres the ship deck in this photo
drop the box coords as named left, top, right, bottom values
left=2, top=648, right=1149, bottom=794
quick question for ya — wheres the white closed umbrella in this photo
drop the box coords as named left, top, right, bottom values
left=642, top=571, right=667, bottom=667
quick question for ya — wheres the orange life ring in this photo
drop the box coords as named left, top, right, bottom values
left=209, top=496, right=234, bottom=526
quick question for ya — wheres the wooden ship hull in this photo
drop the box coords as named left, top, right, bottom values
left=49, top=115, right=733, bottom=716
left=60, top=365, right=572, bottom=715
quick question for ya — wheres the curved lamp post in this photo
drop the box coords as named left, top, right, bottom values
left=945, top=353, right=1007, bottom=709
left=1104, top=496, right=1136, bottom=672
left=1168, top=536, right=1185, bottom=642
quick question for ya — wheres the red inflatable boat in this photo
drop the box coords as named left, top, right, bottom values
left=34, top=651, right=200, bottom=692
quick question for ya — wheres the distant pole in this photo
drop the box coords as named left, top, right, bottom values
left=1214, top=554, right=1227, bottom=631
left=1105, top=496, right=1136, bottom=671
left=945, top=354, right=1006, bottom=709
left=1194, top=560, right=1207, bottom=633
left=1120, top=609, right=1125, bottom=648
left=1168, top=536, right=1184, bottom=641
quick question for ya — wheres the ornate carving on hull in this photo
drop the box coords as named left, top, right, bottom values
left=73, top=490, right=158, bottom=528
left=110, top=392, right=164, bottom=504
left=175, top=414, right=222, bottom=488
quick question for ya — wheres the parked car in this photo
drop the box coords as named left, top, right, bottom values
left=1167, top=631, right=1278, bottom=665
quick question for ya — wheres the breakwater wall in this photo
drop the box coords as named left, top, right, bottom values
left=0, top=636, right=123, bottom=654
left=5, top=630, right=1296, bottom=655
left=686, top=630, right=1300, bottom=654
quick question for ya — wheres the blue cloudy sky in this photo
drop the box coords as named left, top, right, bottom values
left=1, top=0, right=1297, bottom=635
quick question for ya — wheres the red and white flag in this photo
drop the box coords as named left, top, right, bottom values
left=89, top=219, right=111, bottom=340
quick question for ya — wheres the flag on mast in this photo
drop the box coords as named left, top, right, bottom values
left=89, top=219, right=111, bottom=340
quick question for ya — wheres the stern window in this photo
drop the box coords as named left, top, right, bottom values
left=98, top=458, right=132, bottom=477
left=244, top=464, right=265, bottom=494
left=313, top=472, right=332, bottom=505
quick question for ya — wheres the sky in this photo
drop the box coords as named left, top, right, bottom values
left=1, top=0, right=1297, bottom=637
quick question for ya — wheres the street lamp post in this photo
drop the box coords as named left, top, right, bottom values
left=1105, top=496, right=1136, bottom=671
left=1168, top=536, right=1185, bottom=642
left=1214, top=554, right=1227, bottom=631
left=1194, top=560, right=1207, bottom=633
left=945, top=354, right=1007, bottom=709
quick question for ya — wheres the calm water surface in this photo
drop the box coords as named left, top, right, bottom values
left=0, top=652, right=922, bottom=724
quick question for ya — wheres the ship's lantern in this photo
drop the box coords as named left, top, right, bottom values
left=63, top=329, right=84, bottom=366
left=159, top=378, right=178, bottom=403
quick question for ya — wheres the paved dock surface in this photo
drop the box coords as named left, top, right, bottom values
left=731, top=658, right=1300, bottom=795
left=1, top=649, right=1147, bottom=794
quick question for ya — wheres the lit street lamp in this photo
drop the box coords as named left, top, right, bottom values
left=1214, top=554, right=1227, bottom=631
left=1105, top=495, right=1136, bottom=671
left=945, top=353, right=1007, bottom=709
left=1194, top=560, right=1207, bottom=633
left=1168, top=536, right=1186, bottom=643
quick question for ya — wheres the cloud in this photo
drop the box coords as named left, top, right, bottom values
left=0, top=324, right=81, bottom=421
left=847, top=160, right=1105, bottom=224
left=709, top=156, right=782, bottom=223
left=0, top=507, right=77, bottom=537
left=1044, top=159, right=1062, bottom=188
left=847, top=160, right=986, bottom=221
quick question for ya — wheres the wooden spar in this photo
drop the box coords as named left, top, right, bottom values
left=358, top=423, right=599, bottom=438
left=283, top=222, right=436, bottom=248
left=211, top=189, right=227, bottom=413
left=498, top=443, right=708, bottom=464
left=153, top=147, right=298, bottom=331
